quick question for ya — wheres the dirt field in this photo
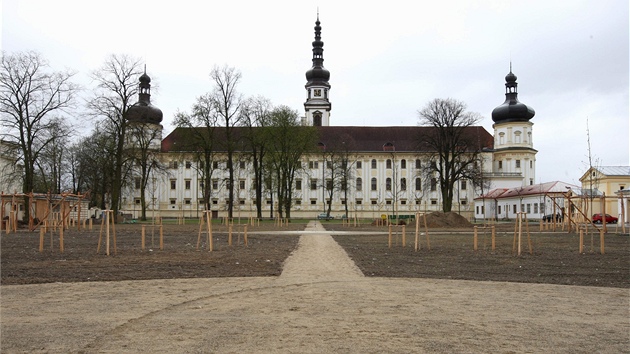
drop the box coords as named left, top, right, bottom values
left=1, top=220, right=628, bottom=287
left=1, top=220, right=629, bottom=353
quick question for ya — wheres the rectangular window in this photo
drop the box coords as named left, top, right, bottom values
left=356, top=161, right=362, bottom=169
left=185, top=179, right=191, bottom=190
left=239, top=161, right=246, bottom=169
left=311, top=200, right=317, bottom=205
left=310, top=179, right=318, bottom=190
left=169, top=161, right=178, bottom=169
left=170, top=179, right=176, bottom=190
left=498, top=161, right=503, bottom=169
left=516, top=160, right=521, bottom=168
left=356, top=200, right=362, bottom=205
left=296, top=179, right=302, bottom=190
left=461, top=181, right=466, bottom=190
left=371, top=159, right=377, bottom=169
left=295, top=200, right=301, bottom=205
left=134, top=177, right=141, bottom=189
left=185, top=199, right=191, bottom=205
left=212, top=179, right=218, bottom=190
left=371, top=200, right=377, bottom=205
left=534, top=203, right=538, bottom=214
left=401, top=178, right=407, bottom=191
left=415, top=178, right=421, bottom=191
left=527, top=204, right=531, bottom=213
left=170, top=199, right=176, bottom=205
left=309, top=161, right=319, bottom=169
left=185, top=161, right=192, bottom=169
left=498, top=205, right=502, bottom=215
left=371, top=178, right=377, bottom=191
left=213, top=161, right=219, bottom=169
left=134, top=198, right=141, bottom=205
left=356, top=178, right=362, bottom=191
left=415, top=159, right=421, bottom=169
left=513, top=204, right=517, bottom=213
left=239, top=180, right=246, bottom=190
left=326, top=179, right=333, bottom=190
left=430, top=178, right=437, bottom=191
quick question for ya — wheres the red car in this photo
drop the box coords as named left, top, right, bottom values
left=592, top=214, right=618, bottom=224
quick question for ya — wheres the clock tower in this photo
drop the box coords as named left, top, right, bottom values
left=304, top=14, right=331, bottom=126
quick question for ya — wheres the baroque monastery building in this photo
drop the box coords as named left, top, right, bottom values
left=120, top=16, right=540, bottom=221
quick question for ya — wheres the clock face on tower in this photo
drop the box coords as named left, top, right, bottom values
left=314, top=89, right=321, bottom=97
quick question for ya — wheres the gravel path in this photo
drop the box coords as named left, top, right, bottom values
left=1, top=221, right=628, bottom=353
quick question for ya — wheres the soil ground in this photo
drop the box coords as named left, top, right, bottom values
left=1, top=220, right=628, bottom=287
left=1, top=219, right=629, bottom=353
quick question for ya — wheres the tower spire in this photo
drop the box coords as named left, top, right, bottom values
left=304, top=13, right=331, bottom=126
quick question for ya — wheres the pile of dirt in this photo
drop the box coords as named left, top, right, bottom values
left=423, top=211, right=472, bottom=228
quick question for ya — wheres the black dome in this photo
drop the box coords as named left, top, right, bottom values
left=492, top=69, right=535, bottom=123
left=491, top=100, right=535, bottom=123
left=305, top=66, right=330, bottom=84
left=126, top=102, right=163, bottom=124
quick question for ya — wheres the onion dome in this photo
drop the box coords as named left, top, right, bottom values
left=305, top=15, right=330, bottom=87
left=491, top=65, right=535, bottom=123
left=125, top=70, right=163, bottom=124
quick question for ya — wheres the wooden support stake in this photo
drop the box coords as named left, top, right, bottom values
left=141, top=225, right=146, bottom=250
left=414, top=213, right=420, bottom=251
left=579, top=227, right=584, bottom=254
left=59, top=221, right=64, bottom=253
left=244, top=225, right=248, bottom=246
left=39, top=227, right=45, bottom=252
left=402, top=225, right=406, bottom=247
left=228, top=224, right=233, bottom=246
left=388, top=224, right=392, bottom=248
left=159, top=225, right=164, bottom=250
left=473, top=226, right=478, bottom=251
left=600, top=228, right=605, bottom=255
left=491, top=225, right=496, bottom=251
left=424, top=213, right=430, bottom=250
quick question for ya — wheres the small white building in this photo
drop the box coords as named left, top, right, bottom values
left=474, top=181, right=579, bottom=221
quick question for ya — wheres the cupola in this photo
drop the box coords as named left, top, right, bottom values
left=491, top=65, right=535, bottom=123
left=125, top=68, right=163, bottom=125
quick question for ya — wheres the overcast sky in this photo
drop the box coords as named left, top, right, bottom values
left=2, top=0, right=628, bottom=185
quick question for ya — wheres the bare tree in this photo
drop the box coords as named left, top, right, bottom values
left=265, top=106, right=317, bottom=219
left=34, top=117, right=73, bottom=193
left=126, top=122, right=167, bottom=220
left=0, top=51, right=78, bottom=221
left=173, top=94, right=220, bottom=213
left=584, top=117, right=601, bottom=217
left=210, top=65, right=244, bottom=219
left=417, top=98, right=484, bottom=213
left=87, top=54, right=143, bottom=213
left=240, top=96, right=273, bottom=218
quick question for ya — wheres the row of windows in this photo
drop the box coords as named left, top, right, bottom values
left=150, top=198, right=461, bottom=207
left=168, top=159, right=433, bottom=172
left=309, top=159, right=424, bottom=170
left=168, top=161, right=249, bottom=170
left=497, top=160, right=533, bottom=169
left=152, top=177, right=468, bottom=193
left=478, top=203, right=545, bottom=215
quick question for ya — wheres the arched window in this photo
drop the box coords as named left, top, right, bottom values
left=371, top=178, right=377, bottom=191
left=415, top=178, right=421, bottom=191
left=371, top=159, right=377, bottom=169
left=401, top=159, right=406, bottom=169
left=386, top=178, right=392, bottom=191
left=356, top=178, right=362, bottom=191
left=386, top=159, right=392, bottom=169
left=415, top=159, right=421, bottom=169
left=401, top=178, right=407, bottom=191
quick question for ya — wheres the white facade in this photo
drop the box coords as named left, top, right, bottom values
left=121, top=149, right=497, bottom=220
